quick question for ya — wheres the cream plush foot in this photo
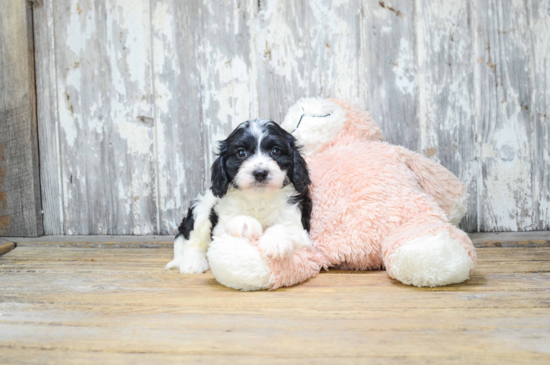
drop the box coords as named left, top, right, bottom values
left=388, top=231, right=474, bottom=287
left=207, top=234, right=271, bottom=291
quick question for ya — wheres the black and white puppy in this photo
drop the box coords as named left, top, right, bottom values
left=166, top=119, right=312, bottom=274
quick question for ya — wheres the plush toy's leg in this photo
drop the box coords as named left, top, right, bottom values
left=397, top=146, right=468, bottom=225
left=266, top=247, right=327, bottom=290
left=207, top=233, right=326, bottom=291
left=381, top=220, right=476, bottom=287
left=207, top=234, right=272, bottom=291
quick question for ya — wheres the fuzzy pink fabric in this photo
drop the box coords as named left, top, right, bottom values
left=264, top=101, right=475, bottom=289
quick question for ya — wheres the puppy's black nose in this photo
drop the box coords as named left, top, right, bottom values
left=253, top=169, right=269, bottom=182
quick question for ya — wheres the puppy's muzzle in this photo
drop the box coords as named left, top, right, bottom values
left=252, top=169, right=269, bottom=182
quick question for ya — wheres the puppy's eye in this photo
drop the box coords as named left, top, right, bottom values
left=236, top=149, right=247, bottom=159
left=270, top=148, right=281, bottom=157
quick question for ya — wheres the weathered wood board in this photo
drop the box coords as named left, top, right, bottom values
left=1, top=231, right=548, bottom=249
left=1, top=245, right=550, bottom=363
left=32, top=0, right=550, bottom=235
left=0, top=1, right=43, bottom=237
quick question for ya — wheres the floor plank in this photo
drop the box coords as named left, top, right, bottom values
left=1, top=245, right=549, bottom=364
left=4, top=231, right=549, bottom=249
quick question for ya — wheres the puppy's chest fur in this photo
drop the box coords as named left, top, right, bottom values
left=212, top=185, right=301, bottom=234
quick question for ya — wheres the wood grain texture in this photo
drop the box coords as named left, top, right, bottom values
left=470, top=231, right=550, bottom=247
left=254, top=0, right=366, bottom=121
left=150, top=0, right=207, bottom=235
left=50, top=0, right=158, bottom=235
left=33, top=0, right=64, bottom=235
left=32, top=0, right=550, bottom=234
left=1, top=231, right=548, bottom=249
left=531, top=0, right=550, bottom=230
left=362, top=0, right=419, bottom=151
left=8, top=235, right=173, bottom=248
left=416, top=0, right=478, bottom=232
left=1, top=245, right=549, bottom=363
left=0, top=0, right=43, bottom=237
left=475, top=0, right=538, bottom=231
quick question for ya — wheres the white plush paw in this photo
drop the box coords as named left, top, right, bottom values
left=178, top=250, right=209, bottom=274
left=207, top=235, right=271, bottom=291
left=225, top=215, right=263, bottom=241
left=259, top=231, right=295, bottom=260
left=390, top=231, right=474, bottom=287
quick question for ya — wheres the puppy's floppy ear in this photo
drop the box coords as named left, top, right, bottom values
left=285, top=133, right=311, bottom=195
left=211, top=141, right=229, bottom=198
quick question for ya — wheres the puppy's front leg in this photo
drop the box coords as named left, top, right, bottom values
left=166, top=224, right=211, bottom=274
left=166, top=190, right=218, bottom=274
left=177, top=237, right=210, bottom=274
left=259, top=224, right=313, bottom=260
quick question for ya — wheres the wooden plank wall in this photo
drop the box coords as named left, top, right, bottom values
left=32, top=0, right=550, bottom=235
left=0, top=1, right=43, bottom=237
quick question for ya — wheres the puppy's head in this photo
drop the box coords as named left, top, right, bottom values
left=211, top=119, right=310, bottom=198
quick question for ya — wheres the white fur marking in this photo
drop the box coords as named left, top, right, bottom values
left=234, top=153, right=287, bottom=195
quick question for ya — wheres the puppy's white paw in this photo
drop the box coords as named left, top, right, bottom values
left=225, top=215, right=263, bottom=241
left=165, top=257, right=182, bottom=270
left=259, top=234, right=294, bottom=260
left=178, top=251, right=209, bottom=274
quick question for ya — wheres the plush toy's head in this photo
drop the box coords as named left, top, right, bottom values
left=281, top=98, right=384, bottom=157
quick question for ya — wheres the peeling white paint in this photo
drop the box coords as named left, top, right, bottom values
left=35, top=0, right=550, bottom=234
left=394, top=39, right=417, bottom=96
left=65, top=4, right=95, bottom=56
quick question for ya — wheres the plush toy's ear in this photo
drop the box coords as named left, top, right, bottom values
left=211, top=142, right=229, bottom=198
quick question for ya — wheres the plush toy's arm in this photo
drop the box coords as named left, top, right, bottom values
left=397, top=147, right=468, bottom=225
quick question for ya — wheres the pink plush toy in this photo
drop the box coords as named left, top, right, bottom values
left=207, top=98, right=476, bottom=290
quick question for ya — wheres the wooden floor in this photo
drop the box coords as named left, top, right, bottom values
left=1, top=234, right=550, bottom=364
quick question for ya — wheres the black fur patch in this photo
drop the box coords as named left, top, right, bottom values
left=209, top=207, right=219, bottom=239
left=176, top=204, right=196, bottom=240
left=290, top=192, right=312, bottom=232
